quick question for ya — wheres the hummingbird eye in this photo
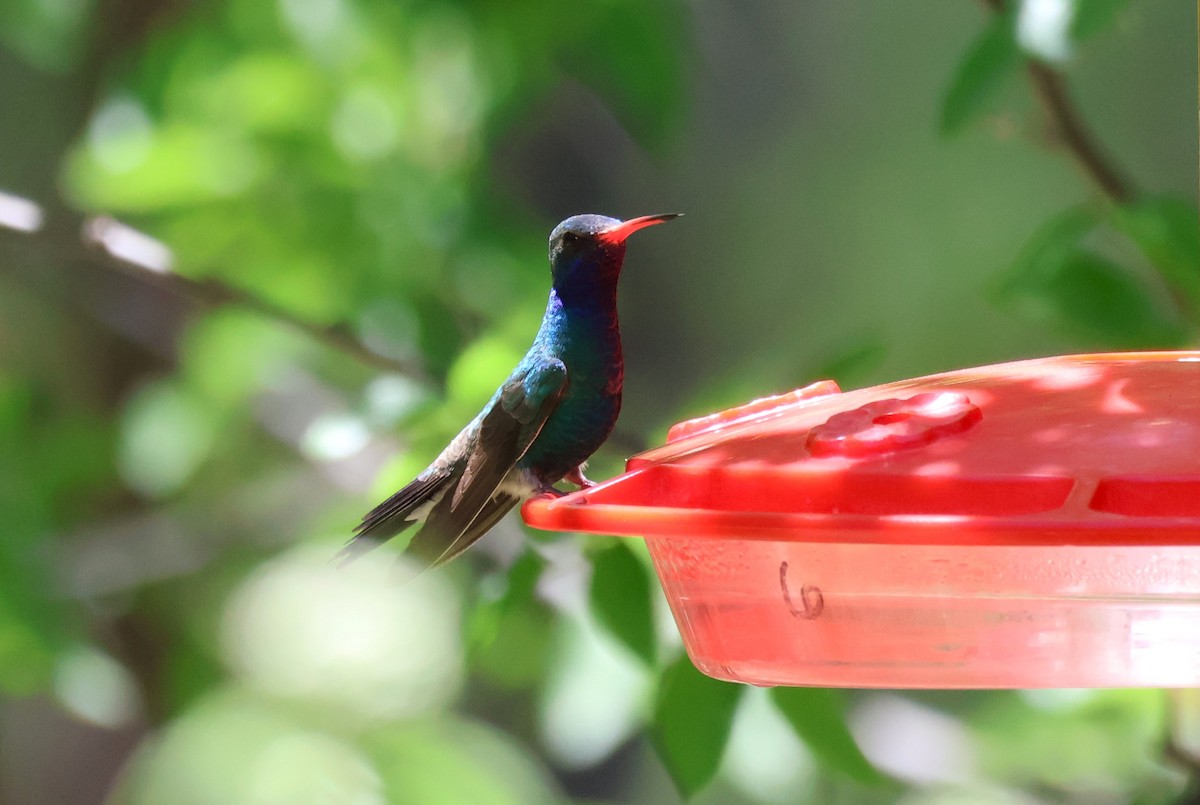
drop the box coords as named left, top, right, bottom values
left=561, top=232, right=580, bottom=245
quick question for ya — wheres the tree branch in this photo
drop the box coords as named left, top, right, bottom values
left=982, top=0, right=1136, bottom=203
left=0, top=203, right=430, bottom=381
left=1023, top=61, right=1134, bottom=202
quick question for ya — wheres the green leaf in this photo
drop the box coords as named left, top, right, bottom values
left=652, top=656, right=744, bottom=798
left=588, top=540, right=657, bottom=665
left=468, top=552, right=556, bottom=688
left=941, top=10, right=1019, bottom=136
left=770, top=687, right=889, bottom=786
left=500, top=550, right=545, bottom=605
left=1000, top=249, right=1187, bottom=348
left=1042, top=251, right=1186, bottom=348
left=1112, top=196, right=1200, bottom=311
left=994, top=206, right=1189, bottom=347
left=1071, top=0, right=1129, bottom=42
left=993, top=207, right=1089, bottom=309
left=1008, top=205, right=1103, bottom=276
left=991, top=205, right=1099, bottom=310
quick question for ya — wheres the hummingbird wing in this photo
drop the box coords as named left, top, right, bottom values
left=342, top=357, right=568, bottom=569
left=404, top=486, right=521, bottom=567
left=408, top=357, right=568, bottom=567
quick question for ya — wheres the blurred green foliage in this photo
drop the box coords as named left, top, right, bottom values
left=588, top=539, right=658, bottom=667
left=992, top=203, right=1192, bottom=347
left=0, top=0, right=1198, bottom=803
left=941, top=7, right=1020, bottom=138
left=652, top=656, right=744, bottom=799
left=770, top=687, right=890, bottom=789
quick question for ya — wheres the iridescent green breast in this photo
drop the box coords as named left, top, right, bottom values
left=516, top=301, right=623, bottom=483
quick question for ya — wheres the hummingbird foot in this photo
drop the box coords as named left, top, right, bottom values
left=533, top=485, right=568, bottom=499
left=564, top=465, right=595, bottom=489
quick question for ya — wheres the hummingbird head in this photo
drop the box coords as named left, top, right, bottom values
left=548, top=213, right=680, bottom=302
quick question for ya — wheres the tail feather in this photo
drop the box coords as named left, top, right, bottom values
left=408, top=492, right=521, bottom=568
left=356, top=471, right=448, bottom=536
left=337, top=470, right=453, bottom=565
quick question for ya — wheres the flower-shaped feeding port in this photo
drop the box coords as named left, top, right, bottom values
left=805, top=392, right=982, bottom=458
left=523, top=352, right=1200, bottom=689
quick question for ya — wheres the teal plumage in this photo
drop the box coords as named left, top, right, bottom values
left=343, top=213, right=679, bottom=568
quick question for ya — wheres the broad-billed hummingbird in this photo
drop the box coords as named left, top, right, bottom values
left=345, top=212, right=680, bottom=568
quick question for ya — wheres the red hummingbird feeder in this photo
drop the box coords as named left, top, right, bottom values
left=522, top=352, right=1200, bottom=689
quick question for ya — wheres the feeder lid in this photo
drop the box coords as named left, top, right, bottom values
left=523, top=352, right=1200, bottom=545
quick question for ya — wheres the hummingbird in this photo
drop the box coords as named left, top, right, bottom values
left=344, top=212, right=680, bottom=568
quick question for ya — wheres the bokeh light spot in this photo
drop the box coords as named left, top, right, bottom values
left=221, top=546, right=463, bottom=721
left=118, top=381, right=217, bottom=498
left=302, top=412, right=371, bottom=461
left=88, top=95, right=153, bottom=174
left=332, top=86, right=401, bottom=162
left=53, top=645, right=140, bottom=729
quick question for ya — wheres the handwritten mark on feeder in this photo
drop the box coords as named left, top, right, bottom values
left=780, top=561, right=824, bottom=620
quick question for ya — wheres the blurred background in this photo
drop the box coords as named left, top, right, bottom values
left=1, top=0, right=1198, bottom=803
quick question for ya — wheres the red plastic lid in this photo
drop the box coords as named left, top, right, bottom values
left=524, top=352, right=1200, bottom=546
